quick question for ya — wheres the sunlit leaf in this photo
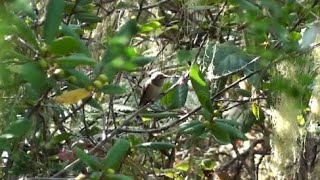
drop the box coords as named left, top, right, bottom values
left=174, top=161, right=189, bottom=171
left=189, top=64, right=213, bottom=118
left=251, top=102, right=260, bottom=120
left=54, top=88, right=91, bottom=104
left=139, top=21, right=161, bottom=33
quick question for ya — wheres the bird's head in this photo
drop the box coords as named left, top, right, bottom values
left=150, top=72, right=169, bottom=86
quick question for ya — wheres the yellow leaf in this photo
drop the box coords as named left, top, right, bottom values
left=54, top=88, right=91, bottom=104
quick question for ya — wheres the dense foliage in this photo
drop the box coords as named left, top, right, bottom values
left=1, top=0, right=320, bottom=179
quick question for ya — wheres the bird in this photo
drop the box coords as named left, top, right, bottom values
left=139, top=72, right=169, bottom=107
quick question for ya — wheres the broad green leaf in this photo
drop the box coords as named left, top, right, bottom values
left=215, top=121, right=247, bottom=140
left=236, top=0, right=261, bottom=14
left=201, top=159, right=215, bottom=170
left=49, top=36, right=80, bottom=55
left=116, top=19, right=139, bottom=39
left=10, top=63, right=47, bottom=91
left=56, top=54, right=96, bottom=67
left=161, top=82, right=175, bottom=108
left=102, top=139, right=130, bottom=172
left=179, top=120, right=202, bottom=133
left=43, top=0, right=65, bottom=44
left=1, top=118, right=32, bottom=138
left=189, top=64, right=213, bottom=117
left=177, top=49, right=194, bottom=62
left=139, top=21, right=161, bottom=33
left=75, top=12, right=102, bottom=23
left=3, top=49, right=33, bottom=62
left=75, top=147, right=101, bottom=170
left=87, top=99, right=103, bottom=110
left=136, top=142, right=175, bottom=150
left=101, top=85, right=127, bottom=95
left=210, top=123, right=231, bottom=144
left=161, top=78, right=188, bottom=109
left=110, top=57, right=136, bottom=71
left=174, top=161, right=189, bottom=171
left=67, top=69, right=91, bottom=87
left=102, top=20, right=138, bottom=64
left=204, top=43, right=252, bottom=75
left=50, top=133, right=71, bottom=144
left=180, top=124, right=205, bottom=135
left=61, top=25, right=90, bottom=56
left=132, top=56, right=155, bottom=66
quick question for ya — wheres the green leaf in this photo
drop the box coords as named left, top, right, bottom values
left=49, top=36, right=80, bottom=55
left=161, top=78, right=188, bottom=109
left=210, top=121, right=247, bottom=144
left=180, top=124, right=205, bottom=135
left=75, top=12, right=102, bottom=24
left=132, top=56, right=155, bottom=66
left=116, top=19, right=139, bottom=39
left=43, top=0, right=65, bottom=44
left=177, top=49, right=194, bottom=62
left=87, top=99, right=103, bottom=110
left=75, top=147, right=101, bottom=170
left=101, top=20, right=138, bottom=64
left=61, top=24, right=90, bottom=56
left=67, top=69, right=91, bottom=87
left=189, top=64, right=213, bottom=117
left=136, top=142, right=175, bottom=150
left=179, top=120, right=202, bottom=133
left=50, top=133, right=71, bottom=144
left=56, top=54, right=96, bottom=67
left=102, top=139, right=130, bottom=172
left=210, top=122, right=231, bottom=144
left=11, top=62, right=47, bottom=91
left=101, top=85, right=127, bottom=95
left=174, top=161, right=189, bottom=171
left=251, top=102, right=260, bottom=120
left=204, top=43, right=252, bottom=75
left=1, top=118, right=32, bottom=139
left=139, top=21, right=161, bottom=33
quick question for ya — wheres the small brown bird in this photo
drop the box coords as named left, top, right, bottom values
left=139, top=72, right=169, bottom=106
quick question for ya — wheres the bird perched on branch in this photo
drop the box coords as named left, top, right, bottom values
left=139, top=72, right=169, bottom=106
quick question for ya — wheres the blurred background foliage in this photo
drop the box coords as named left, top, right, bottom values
left=0, top=0, right=320, bottom=179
